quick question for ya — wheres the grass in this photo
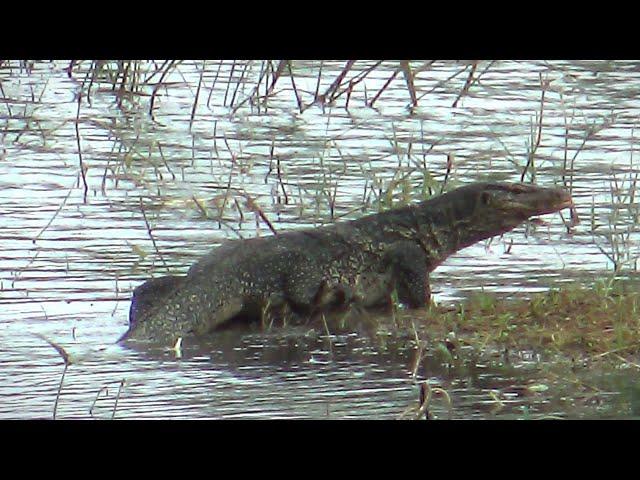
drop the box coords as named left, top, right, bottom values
left=308, top=277, right=640, bottom=419
left=391, top=280, right=640, bottom=365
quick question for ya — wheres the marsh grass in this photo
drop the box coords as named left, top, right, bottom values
left=520, top=73, right=548, bottom=183
left=32, top=60, right=494, bottom=240
left=62, top=60, right=466, bottom=117
left=591, top=149, right=640, bottom=274
left=398, top=281, right=640, bottom=365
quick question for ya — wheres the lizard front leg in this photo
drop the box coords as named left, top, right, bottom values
left=384, top=241, right=431, bottom=308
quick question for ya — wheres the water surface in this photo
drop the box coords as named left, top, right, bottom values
left=1, top=60, right=639, bottom=419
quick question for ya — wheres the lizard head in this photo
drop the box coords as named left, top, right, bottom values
left=432, top=181, right=574, bottom=252
left=475, top=182, right=573, bottom=220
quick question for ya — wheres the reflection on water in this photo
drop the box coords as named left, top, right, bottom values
left=4, top=320, right=636, bottom=420
left=1, top=60, right=640, bottom=419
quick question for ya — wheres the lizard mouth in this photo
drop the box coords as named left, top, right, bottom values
left=538, top=194, right=573, bottom=215
left=520, top=188, right=574, bottom=217
left=555, top=192, right=574, bottom=210
left=528, top=194, right=576, bottom=225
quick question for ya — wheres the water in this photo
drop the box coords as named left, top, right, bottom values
left=1, top=60, right=640, bottom=419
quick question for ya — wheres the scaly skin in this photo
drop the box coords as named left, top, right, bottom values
left=120, top=182, right=573, bottom=344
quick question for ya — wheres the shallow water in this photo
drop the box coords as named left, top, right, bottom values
left=1, top=60, right=640, bottom=419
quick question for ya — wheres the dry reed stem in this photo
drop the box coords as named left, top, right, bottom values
left=138, top=197, right=170, bottom=273
left=75, top=92, right=88, bottom=203
left=189, top=62, right=205, bottom=130
left=452, top=61, right=478, bottom=108
left=286, top=61, right=303, bottom=113
left=369, top=68, right=399, bottom=108
left=400, top=61, right=418, bottom=107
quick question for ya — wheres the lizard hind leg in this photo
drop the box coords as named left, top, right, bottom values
left=193, top=297, right=246, bottom=335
